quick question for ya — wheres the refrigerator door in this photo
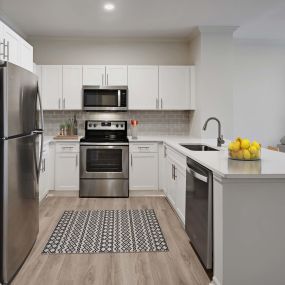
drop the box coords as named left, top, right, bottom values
left=1, top=133, right=39, bottom=284
left=0, top=62, right=38, bottom=138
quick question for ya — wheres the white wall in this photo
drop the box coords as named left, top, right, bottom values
left=189, top=28, right=234, bottom=139
left=233, top=40, right=285, bottom=146
left=29, top=37, right=190, bottom=65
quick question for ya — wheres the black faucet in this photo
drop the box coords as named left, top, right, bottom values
left=202, top=117, right=225, bottom=147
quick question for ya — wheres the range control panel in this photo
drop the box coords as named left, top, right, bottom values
left=86, top=121, right=126, bottom=131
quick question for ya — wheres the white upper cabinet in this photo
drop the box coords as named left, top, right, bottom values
left=128, top=65, right=159, bottom=110
left=42, top=65, right=63, bottom=110
left=159, top=66, right=192, bottom=110
left=0, top=20, right=33, bottom=71
left=82, top=65, right=105, bottom=86
left=105, top=65, right=127, bottom=86
left=63, top=65, right=82, bottom=110
left=0, top=22, right=4, bottom=60
left=3, top=24, right=21, bottom=66
left=20, top=39, right=33, bottom=72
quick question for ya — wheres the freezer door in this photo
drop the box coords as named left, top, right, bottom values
left=0, top=62, right=38, bottom=138
left=1, top=133, right=39, bottom=284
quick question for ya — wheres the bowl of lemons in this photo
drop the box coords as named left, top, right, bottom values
left=228, top=137, right=261, bottom=161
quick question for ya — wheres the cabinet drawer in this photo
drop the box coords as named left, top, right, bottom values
left=55, top=142, right=79, bottom=153
left=130, top=143, right=158, bottom=153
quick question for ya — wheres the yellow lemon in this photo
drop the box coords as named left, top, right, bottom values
left=251, top=141, right=261, bottom=150
left=250, top=152, right=256, bottom=160
left=249, top=146, right=258, bottom=155
left=228, top=142, right=235, bottom=151
left=232, top=141, right=241, bottom=151
left=236, top=137, right=242, bottom=143
left=241, top=139, right=250, bottom=149
left=243, top=149, right=251, bottom=160
left=237, top=150, right=244, bottom=160
left=230, top=151, right=238, bottom=159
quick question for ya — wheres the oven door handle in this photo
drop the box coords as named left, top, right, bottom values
left=187, top=166, right=208, bottom=183
left=80, top=142, right=129, bottom=146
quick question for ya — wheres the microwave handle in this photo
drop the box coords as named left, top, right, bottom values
left=118, top=90, right=121, bottom=107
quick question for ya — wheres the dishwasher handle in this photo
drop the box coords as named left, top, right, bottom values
left=187, top=166, right=208, bottom=183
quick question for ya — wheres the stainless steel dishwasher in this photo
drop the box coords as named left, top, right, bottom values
left=185, top=157, right=213, bottom=270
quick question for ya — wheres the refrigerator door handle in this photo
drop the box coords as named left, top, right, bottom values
left=34, top=82, right=44, bottom=181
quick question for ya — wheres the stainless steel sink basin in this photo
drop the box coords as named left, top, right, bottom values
left=180, top=144, right=219, bottom=151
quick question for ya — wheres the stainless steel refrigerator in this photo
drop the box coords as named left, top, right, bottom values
left=0, top=62, right=44, bottom=284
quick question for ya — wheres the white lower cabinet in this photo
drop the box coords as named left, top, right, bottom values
left=129, top=143, right=158, bottom=190
left=39, top=144, right=51, bottom=202
left=164, top=144, right=186, bottom=224
left=54, top=142, right=79, bottom=190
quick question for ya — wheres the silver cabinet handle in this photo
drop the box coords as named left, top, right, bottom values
left=44, top=158, right=46, bottom=172
left=173, top=165, right=177, bottom=180
left=63, top=98, right=66, bottom=109
left=102, top=74, right=104, bottom=86
left=76, top=154, right=78, bottom=167
left=131, top=154, right=133, bottom=166
left=107, top=74, right=109, bottom=85
left=62, top=146, right=74, bottom=149
left=138, top=146, right=149, bottom=149
left=156, top=98, right=158, bottom=109
left=172, top=164, right=174, bottom=179
left=58, top=98, right=61, bottom=109
left=161, top=98, right=163, bottom=109
left=164, top=146, right=166, bottom=157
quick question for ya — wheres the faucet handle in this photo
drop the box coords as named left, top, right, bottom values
left=217, top=135, right=225, bottom=147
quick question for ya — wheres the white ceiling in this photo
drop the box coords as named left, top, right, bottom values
left=0, top=0, right=284, bottom=40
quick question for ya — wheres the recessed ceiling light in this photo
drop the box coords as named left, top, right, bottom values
left=104, top=3, right=115, bottom=11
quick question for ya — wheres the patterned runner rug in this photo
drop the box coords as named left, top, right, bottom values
left=42, top=209, right=169, bottom=254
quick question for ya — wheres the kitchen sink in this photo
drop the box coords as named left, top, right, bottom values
left=180, top=144, right=219, bottom=151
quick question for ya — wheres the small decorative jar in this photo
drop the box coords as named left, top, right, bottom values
left=131, top=119, right=139, bottom=139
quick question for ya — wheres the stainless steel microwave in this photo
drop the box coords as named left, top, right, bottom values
left=83, top=86, right=128, bottom=111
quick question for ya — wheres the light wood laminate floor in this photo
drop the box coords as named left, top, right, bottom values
left=12, top=196, right=210, bottom=285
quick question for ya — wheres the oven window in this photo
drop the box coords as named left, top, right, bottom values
left=86, top=149, right=122, bottom=172
left=84, top=90, right=118, bottom=107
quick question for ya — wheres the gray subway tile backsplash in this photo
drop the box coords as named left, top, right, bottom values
left=43, top=110, right=192, bottom=136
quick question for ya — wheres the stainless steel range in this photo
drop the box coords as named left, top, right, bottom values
left=80, top=120, right=129, bottom=197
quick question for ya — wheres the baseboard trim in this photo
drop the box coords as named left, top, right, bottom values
left=129, top=190, right=165, bottom=197
left=48, top=190, right=79, bottom=197
left=209, top=276, right=222, bottom=285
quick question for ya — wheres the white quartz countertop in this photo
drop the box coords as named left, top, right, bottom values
left=129, top=136, right=285, bottom=179
left=43, top=135, right=81, bottom=145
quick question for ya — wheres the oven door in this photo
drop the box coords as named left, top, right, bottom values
left=80, top=144, right=129, bottom=179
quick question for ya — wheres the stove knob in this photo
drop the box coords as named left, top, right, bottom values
left=116, top=124, right=119, bottom=128
left=121, top=124, right=124, bottom=128
left=88, top=123, right=92, bottom=128
left=93, top=124, right=97, bottom=127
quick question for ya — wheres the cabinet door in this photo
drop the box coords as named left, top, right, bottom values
left=129, top=152, right=158, bottom=190
left=0, top=22, right=4, bottom=60
left=159, top=66, right=191, bottom=110
left=128, top=66, right=159, bottom=110
left=63, top=65, right=82, bottom=110
left=55, top=152, right=79, bottom=190
left=39, top=150, right=49, bottom=202
left=165, top=157, right=175, bottom=206
left=82, top=65, right=105, bottom=86
left=41, top=65, right=63, bottom=110
left=105, top=65, right=127, bottom=86
left=174, top=163, right=186, bottom=224
left=3, top=24, right=21, bottom=66
left=20, top=39, right=33, bottom=72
